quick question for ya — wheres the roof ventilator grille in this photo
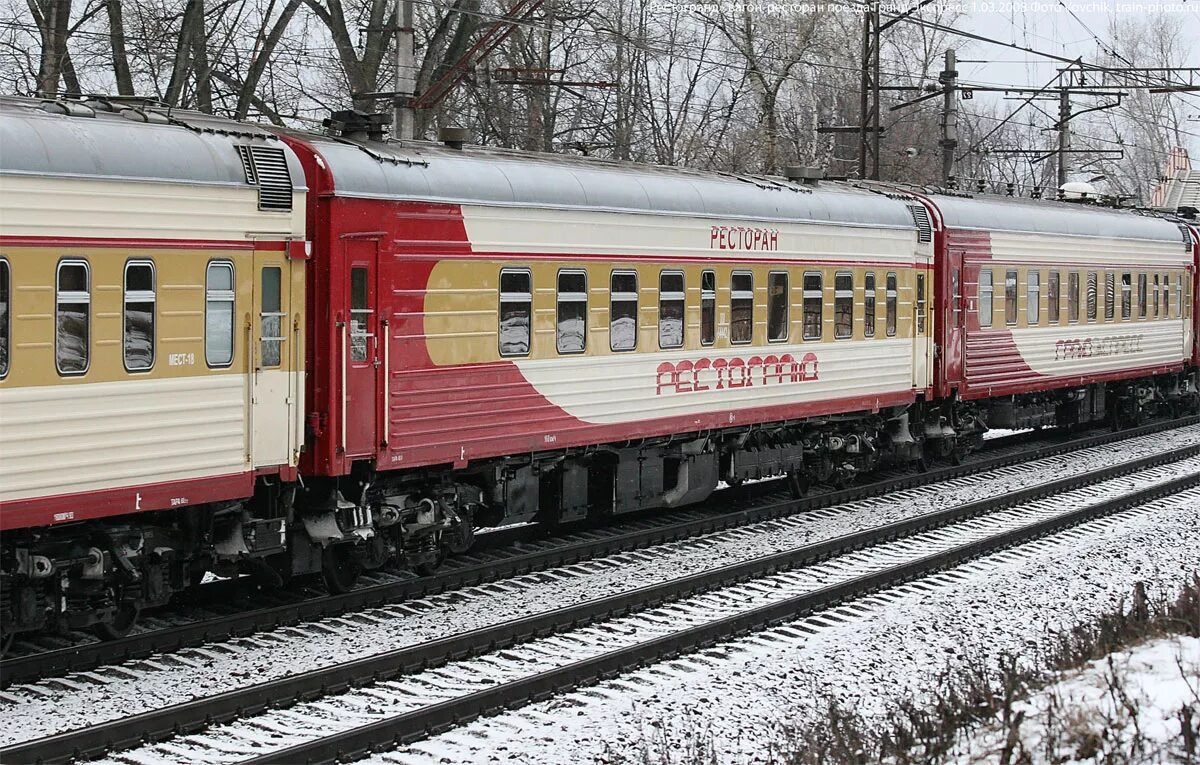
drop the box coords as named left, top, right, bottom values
left=236, top=145, right=257, bottom=184
left=907, top=203, right=933, bottom=243
left=1179, top=223, right=1195, bottom=251
left=248, top=146, right=292, bottom=211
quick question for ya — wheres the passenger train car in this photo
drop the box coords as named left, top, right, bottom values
left=0, top=97, right=307, bottom=638
left=0, top=96, right=1196, bottom=643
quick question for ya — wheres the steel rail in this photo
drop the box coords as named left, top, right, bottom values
left=5, top=441, right=1197, bottom=765
left=1, top=415, right=1195, bottom=689
left=249, top=470, right=1200, bottom=765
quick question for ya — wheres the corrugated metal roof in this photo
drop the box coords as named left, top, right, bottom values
left=297, top=134, right=919, bottom=230
left=928, top=191, right=1184, bottom=243
left=0, top=96, right=306, bottom=191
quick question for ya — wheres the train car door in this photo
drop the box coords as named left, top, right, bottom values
left=943, top=250, right=965, bottom=389
left=911, top=268, right=933, bottom=390
left=342, top=240, right=379, bottom=458
left=251, top=248, right=295, bottom=467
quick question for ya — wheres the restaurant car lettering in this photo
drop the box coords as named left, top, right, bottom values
left=656, top=353, right=819, bottom=395
left=1054, top=334, right=1144, bottom=361
left=710, top=225, right=780, bottom=251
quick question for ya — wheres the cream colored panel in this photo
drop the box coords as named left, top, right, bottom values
left=462, top=206, right=922, bottom=263
left=1010, top=319, right=1186, bottom=378
left=0, top=374, right=248, bottom=502
left=514, top=338, right=914, bottom=425
left=988, top=231, right=1191, bottom=268
left=0, top=175, right=305, bottom=241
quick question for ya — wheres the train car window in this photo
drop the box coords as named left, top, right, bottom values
left=1048, top=272, right=1060, bottom=324
left=261, top=267, right=284, bottom=367
left=1137, top=273, right=1147, bottom=319
left=1086, top=272, right=1098, bottom=321
left=916, top=273, right=927, bottom=334
left=1120, top=273, right=1131, bottom=319
left=0, top=259, right=8, bottom=378
left=610, top=270, right=638, bottom=352
left=1153, top=275, right=1160, bottom=318
left=1104, top=272, right=1116, bottom=321
left=659, top=271, right=685, bottom=349
left=886, top=272, right=898, bottom=337
left=499, top=268, right=532, bottom=357
left=1026, top=270, right=1039, bottom=324
left=1004, top=270, right=1017, bottom=326
left=349, top=268, right=371, bottom=362
left=730, top=271, right=753, bottom=345
left=56, top=259, right=90, bottom=375
left=1068, top=272, right=1079, bottom=323
left=123, top=260, right=155, bottom=371
left=556, top=270, right=587, bottom=354
left=803, top=272, right=823, bottom=340
left=978, top=270, right=993, bottom=328
left=1163, top=273, right=1171, bottom=317
left=1178, top=274, right=1186, bottom=319
left=700, top=270, right=716, bottom=346
left=864, top=272, right=877, bottom=337
left=768, top=271, right=789, bottom=342
left=834, top=272, right=853, bottom=339
left=205, top=261, right=235, bottom=367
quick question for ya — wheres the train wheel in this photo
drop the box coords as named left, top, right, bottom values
left=322, top=544, right=362, bottom=595
left=93, top=601, right=139, bottom=641
left=412, top=547, right=447, bottom=578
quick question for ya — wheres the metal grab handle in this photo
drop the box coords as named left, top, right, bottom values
left=381, top=318, right=390, bottom=448
left=340, top=320, right=348, bottom=454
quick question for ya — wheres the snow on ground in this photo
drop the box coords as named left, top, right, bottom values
left=373, top=491, right=1200, bottom=765
left=3, top=428, right=1195, bottom=746
left=950, top=636, right=1200, bottom=765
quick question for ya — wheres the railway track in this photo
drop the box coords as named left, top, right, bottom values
left=0, top=416, right=1196, bottom=691
left=4, top=438, right=1197, bottom=765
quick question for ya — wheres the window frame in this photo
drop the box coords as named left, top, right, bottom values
left=56, top=258, right=92, bottom=376
left=700, top=269, right=716, bottom=347
left=259, top=265, right=285, bottom=369
left=864, top=272, right=877, bottom=337
left=0, top=258, right=9, bottom=379
left=834, top=271, right=854, bottom=340
left=978, top=269, right=993, bottom=328
left=1004, top=269, right=1018, bottom=326
left=730, top=270, right=754, bottom=346
left=803, top=270, right=823, bottom=341
left=1087, top=271, right=1098, bottom=322
left=498, top=267, right=533, bottom=358
left=609, top=269, right=638, bottom=352
left=885, top=272, right=898, bottom=337
left=205, top=260, right=236, bottom=369
left=1120, top=272, right=1132, bottom=320
left=658, top=269, right=686, bottom=350
left=1047, top=271, right=1060, bottom=324
left=123, top=258, right=157, bottom=372
left=916, top=273, right=927, bottom=334
left=1067, top=271, right=1079, bottom=324
left=1026, top=269, right=1039, bottom=325
left=555, top=268, right=588, bottom=355
left=767, top=270, right=789, bottom=343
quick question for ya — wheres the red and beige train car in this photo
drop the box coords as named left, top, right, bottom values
left=0, top=97, right=1196, bottom=643
left=921, top=192, right=1197, bottom=431
left=0, top=97, right=307, bottom=638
